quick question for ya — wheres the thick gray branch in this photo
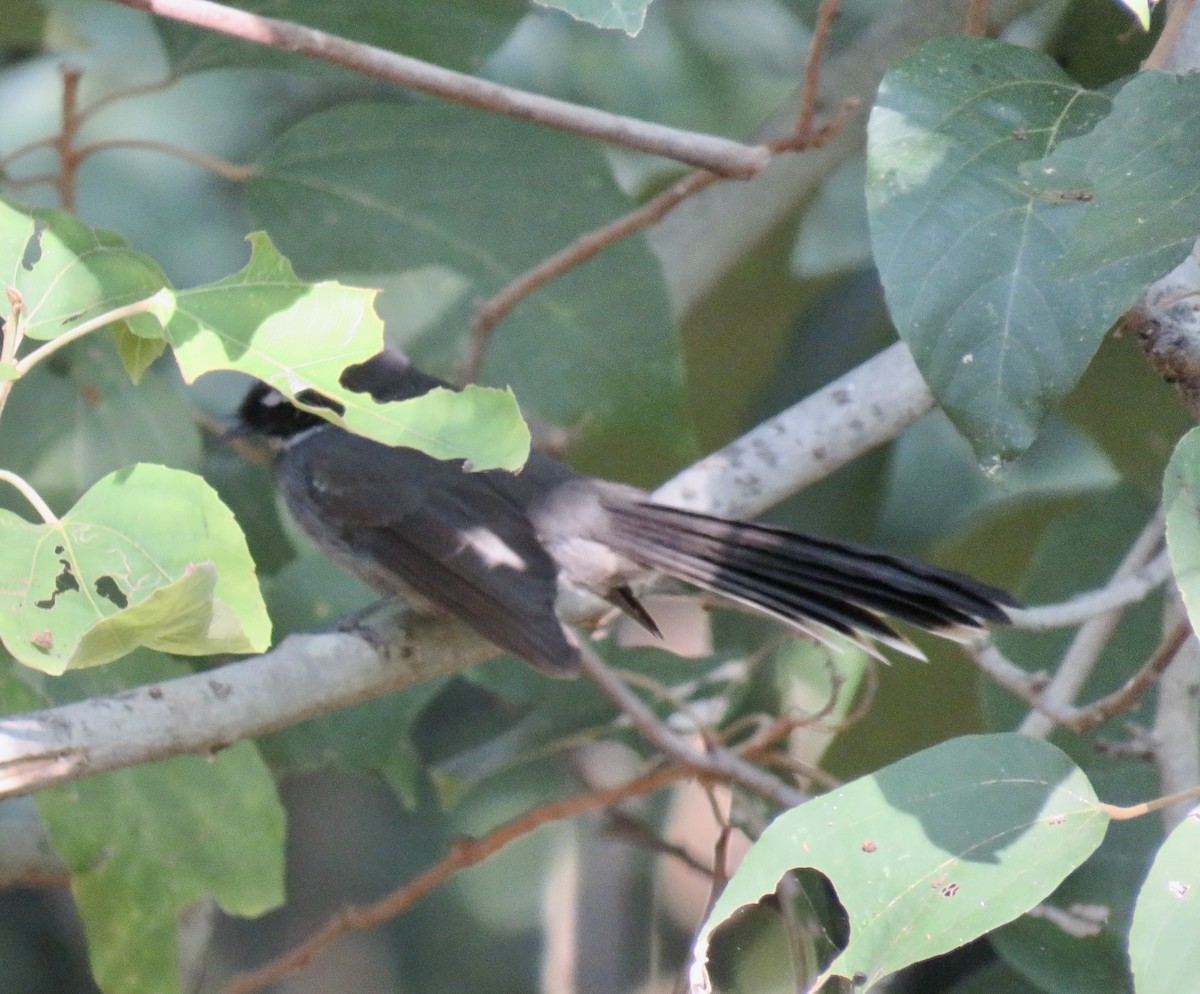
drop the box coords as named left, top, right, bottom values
left=0, top=614, right=494, bottom=800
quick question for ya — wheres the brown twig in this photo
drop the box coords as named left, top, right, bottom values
left=221, top=763, right=692, bottom=994
left=458, top=168, right=720, bottom=383
left=54, top=66, right=84, bottom=212
left=603, top=811, right=714, bottom=877
left=964, top=0, right=990, bottom=37
left=461, top=2, right=858, bottom=381
left=105, top=0, right=767, bottom=178
left=795, top=0, right=844, bottom=142
left=72, top=138, right=257, bottom=183
left=971, top=616, right=1191, bottom=736
left=1072, top=619, right=1192, bottom=734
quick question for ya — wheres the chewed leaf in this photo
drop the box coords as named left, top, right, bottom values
left=0, top=464, right=269, bottom=672
left=0, top=198, right=168, bottom=342
left=162, top=233, right=530, bottom=471
left=690, top=734, right=1107, bottom=992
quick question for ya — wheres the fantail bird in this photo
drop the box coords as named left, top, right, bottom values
left=238, top=349, right=1014, bottom=675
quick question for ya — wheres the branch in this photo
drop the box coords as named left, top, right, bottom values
left=1006, top=550, right=1172, bottom=631
left=652, top=341, right=934, bottom=518
left=1019, top=511, right=1166, bottom=737
left=0, top=612, right=496, bottom=800
left=104, top=0, right=768, bottom=178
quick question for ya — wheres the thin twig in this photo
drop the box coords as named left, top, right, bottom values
left=576, top=645, right=806, bottom=809
left=78, top=73, right=179, bottom=120
left=1020, top=511, right=1167, bottom=738
left=221, top=763, right=693, bottom=994
left=1073, top=619, right=1192, bottom=734
left=795, top=0, right=843, bottom=141
left=460, top=169, right=719, bottom=383
left=460, top=8, right=856, bottom=380
left=54, top=66, right=84, bottom=212
left=106, top=0, right=768, bottom=178
left=0, top=470, right=58, bottom=524
left=14, top=292, right=170, bottom=375
left=964, top=0, right=990, bottom=36
left=1006, top=551, right=1171, bottom=631
left=72, top=138, right=258, bottom=183
left=603, top=811, right=714, bottom=877
left=970, top=604, right=1191, bottom=735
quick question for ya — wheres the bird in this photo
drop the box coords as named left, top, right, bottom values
left=237, top=348, right=1015, bottom=676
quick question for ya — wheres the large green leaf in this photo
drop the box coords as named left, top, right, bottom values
left=691, top=734, right=1108, bottom=992
left=0, top=464, right=269, bottom=672
left=866, top=38, right=1133, bottom=464
left=155, top=0, right=527, bottom=74
left=247, top=101, right=690, bottom=480
left=1129, top=807, right=1200, bottom=994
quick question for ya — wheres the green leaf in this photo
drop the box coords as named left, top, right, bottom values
left=1164, top=427, right=1200, bottom=632
left=1033, top=71, right=1200, bottom=281
left=0, top=0, right=47, bottom=47
left=0, top=464, right=269, bottom=673
left=1129, top=807, right=1200, bottom=994
left=162, top=233, right=530, bottom=471
left=691, top=734, right=1108, bottom=992
left=866, top=38, right=1129, bottom=464
left=113, top=325, right=167, bottom=383
left=0, top=199, right=168, bottom=342
left=533, top=0, right=653, bottom=35
left=27, top=653, right=285, bottom=994
left=155, top=0, right=526, bottom=74
left=248, top=102, right=689, bottom=480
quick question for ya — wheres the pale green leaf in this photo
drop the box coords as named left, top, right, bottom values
left=533, top=0, right=652, bottom=35
left=163, top=233, right=530, bottom=471
left=691, top=734, right=1107, bottom=992
left=0, top=464, right=269, bottom=672
left=1129, top=806, right=1200, bottom=994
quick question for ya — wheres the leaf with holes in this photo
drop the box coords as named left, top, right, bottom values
left=0, top=198, right=168, bottom=342
left=689, top=734, right=1108, bottom=992
left=0, top=464, right=269, bottom=673
left=158, top=232, right=530, bottom=471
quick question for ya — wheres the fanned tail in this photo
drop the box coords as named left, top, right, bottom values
left=603, top=501, right=1015, bottom=659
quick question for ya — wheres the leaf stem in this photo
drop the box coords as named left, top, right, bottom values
left=72, top=138, right=257, bottom=183
left=0, top=470, right=58, bottom=524
left=15, top=292, right=169, bottom=375
left=1103, top=783, right=1200, bottom=821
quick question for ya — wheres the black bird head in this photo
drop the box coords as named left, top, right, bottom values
left=235, top=383, right=346, bottom=442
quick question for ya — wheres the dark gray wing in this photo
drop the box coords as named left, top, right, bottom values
left=279, top=429, right=581, bottom=675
